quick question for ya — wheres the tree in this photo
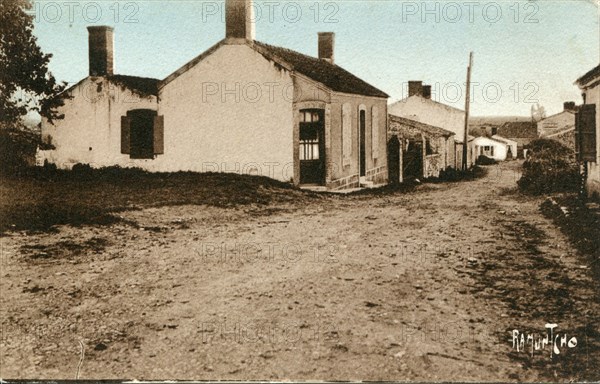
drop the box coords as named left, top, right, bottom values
left=0, top=0, right=66, bottom=127
left=530, top=103, right=546, bottom=123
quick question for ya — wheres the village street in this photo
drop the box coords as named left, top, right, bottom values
left=1, top=161, right=599, bottom=381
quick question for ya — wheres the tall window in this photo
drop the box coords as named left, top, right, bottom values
left=372, top=106, right=379, bottom=159
left=342, top=103, right=352, bottom=166
left=121, top=109, right=164, bottom=159
left=299, top=111, right=320, bottom=160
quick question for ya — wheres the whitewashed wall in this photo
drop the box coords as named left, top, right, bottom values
left=473, top=137, right=508, bottom=161
left=158, top=43, right=295, bottom=181
left=40, top=77, right=158, bottom=169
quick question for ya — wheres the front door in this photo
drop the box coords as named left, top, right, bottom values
left=403, top=139, right=423, bottom=180
left=299, top=109, right=325, bottom=185
left=387, top=136, right=401, bottom=184
left=359, top=110, right=366, bottom=177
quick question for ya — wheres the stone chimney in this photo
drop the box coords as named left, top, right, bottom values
left=422, top=85, right=432, bottom=99
left=408, top=81, right=423, bottom=97
left=87, top=26, right=114, bottom=76
left=563, top=101, right=576, bottom=111
left=225, top=0, right=255, bottom=41
left=318, top=32, right=335, bottom=64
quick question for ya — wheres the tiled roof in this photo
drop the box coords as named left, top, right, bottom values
left=388, top=114, right=455, bottom=138
left=109, top=75, right=159, bottom=96
left=253, top=41, right=389, bottom=98
left=576, top=64, right=600, bottom=86
left=498, top=121, right=538, bottom=139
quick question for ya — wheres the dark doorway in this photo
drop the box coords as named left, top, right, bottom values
left=128, top=109, right=157, bottom=159
left=359, top=109, right=366, bottom=177
left=388, top=136, right=401, bottom=184
left=403, top=139, right=423, bottom=180
left=299, top=109, right=325, bottom=185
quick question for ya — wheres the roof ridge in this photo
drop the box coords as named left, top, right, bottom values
left=576, top=63, right=600, bottom=86
left=252, top=40, right=389, bottom=98
left=109, top=74, right=160, bottom=81
left=253, top=40, right=337, bottom=68
left=390, top=95, right=465, bottom=113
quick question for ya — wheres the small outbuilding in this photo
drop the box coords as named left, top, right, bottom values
left=388, top=114, right=455, bottom=183
left=473, top=136, right=512, bottom=162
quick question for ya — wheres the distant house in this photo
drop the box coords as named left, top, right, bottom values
left=472, top=136, right=514, bottom=162
left=496, top=121, right=538, bottom=158
left=388, top=115, right=455, bottom=182
left=388, top=81, right=475, bottom=169
left=38, top=0, right=389, bottom=191
left=537, top=102, right=577, bottom=151
left=575, top=64, right=600, bottom=198
left=491, top=135, right=518, bottom=159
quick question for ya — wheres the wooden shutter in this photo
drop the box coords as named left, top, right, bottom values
left=576, top=104, right=597, bottom=162
left=121, top=116, right=131, bottom=154
left=153, top=115, right=164, bottom=155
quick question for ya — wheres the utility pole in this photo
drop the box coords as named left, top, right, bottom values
left=462, top=52, right=473, bottom=171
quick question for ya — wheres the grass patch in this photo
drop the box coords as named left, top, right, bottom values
left=0, top=166, right=321, bottom=233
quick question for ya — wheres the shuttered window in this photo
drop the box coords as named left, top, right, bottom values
left=372, top=106, right=379, bottom=159
left=342, top=103, right=352, bottom=166
left=576, top=104, right=597, bottom=162
left=121, top=110, right=164, bottom=159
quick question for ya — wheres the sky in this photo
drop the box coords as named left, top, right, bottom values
left=29, top=0, right=600, bottom=117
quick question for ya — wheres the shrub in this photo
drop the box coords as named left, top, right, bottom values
left=518, top=138, right=580, bottom=195
left=0, top=126, right=41, bottom=175
left=433, top=166, right=486, bottom=182
left=476, top=155, right=497, bottom=165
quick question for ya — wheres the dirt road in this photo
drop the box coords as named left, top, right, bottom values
left=1, top=161, right=599, bottom=381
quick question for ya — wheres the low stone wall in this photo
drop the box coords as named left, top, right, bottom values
left=328, top=174, right=360, bottom=190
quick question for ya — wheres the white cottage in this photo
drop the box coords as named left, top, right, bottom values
left=39, top=0, right=389, bottom=190
left=472, top=136, right=512, bottom=162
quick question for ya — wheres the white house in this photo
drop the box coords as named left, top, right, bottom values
left=575, top=64, right=600, bottom=198
left=388, top=81, right=475, bottom=169
left=39, top=0, right=389, bottom=191
left=472, top=136, right=511, bottom=162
